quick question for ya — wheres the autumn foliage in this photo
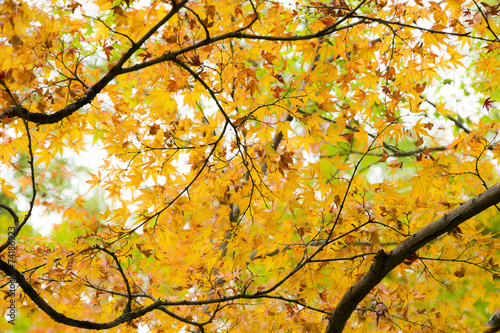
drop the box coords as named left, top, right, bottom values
left=1, top=0, right=500, bottom=332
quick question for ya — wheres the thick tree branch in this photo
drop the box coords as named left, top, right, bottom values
left=486, top=308, right=500, bottom=333
left=325, top=183, right=500, bottom=333
left=0, top=258, right=159, bottom=329
left=0, top=0, right=188, bottom=124
left=0, top=11, right=363, bottom=125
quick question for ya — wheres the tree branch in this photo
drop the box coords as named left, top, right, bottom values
left=325, top=183, right=500, bottom=333
left=0, top=0, right=188, bottom=124
left=0, top=258, right=159, bottom=329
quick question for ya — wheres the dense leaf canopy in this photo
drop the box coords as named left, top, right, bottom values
left=1, top=0, right=500, bottom=332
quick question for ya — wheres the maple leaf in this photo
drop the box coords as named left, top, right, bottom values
left=404, top=253, right=419, bottom=265
left=191, top=54, right=202, bottom=66
left=274, top=74, right=285, bottom=84
left=483, top=97, right=496, bottom=111
left=454, top=265, right=466, bottom=278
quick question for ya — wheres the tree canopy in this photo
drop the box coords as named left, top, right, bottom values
left=1, top=0, right=500, bottom=332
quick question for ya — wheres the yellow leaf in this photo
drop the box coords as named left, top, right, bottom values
left=1, top=184, right=17, bottom=200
